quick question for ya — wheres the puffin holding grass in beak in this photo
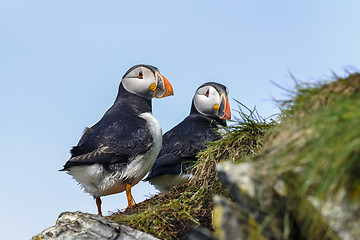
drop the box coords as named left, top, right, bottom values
left=60, top=64, right=173, bottom=215
left=145, top=82, right=231, bottom=192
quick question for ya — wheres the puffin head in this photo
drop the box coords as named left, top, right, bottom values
left=121, top=64, right=174, bottom=99
left=192, top=82, right=231, bottom=120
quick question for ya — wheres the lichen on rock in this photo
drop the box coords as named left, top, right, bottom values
left=32, top=211, right=159, bottom=240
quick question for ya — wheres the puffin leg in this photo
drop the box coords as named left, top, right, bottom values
left=125, top=182, right=135, bottom=210
left=96, top=197, right=102, bottom=216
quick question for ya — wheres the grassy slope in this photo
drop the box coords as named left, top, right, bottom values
left=110, top=73, right=360, bottom=240
left=109, top=104, right=275, bottom=240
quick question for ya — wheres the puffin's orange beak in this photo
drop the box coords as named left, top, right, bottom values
left=155, top=72, right=174, bottom=98
left=219, top=94, right=231, bottom=120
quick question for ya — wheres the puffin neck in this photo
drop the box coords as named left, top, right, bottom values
left=113, top=83, right=152, bottom=114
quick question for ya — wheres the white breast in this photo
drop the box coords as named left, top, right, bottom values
left=67, top=112, right=163, bottom=197
left=148, top=173, right=193, bottom=192
left=120, top=112, right=163, bottom=183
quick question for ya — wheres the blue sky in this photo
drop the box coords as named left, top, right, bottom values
left=1, top=1, right=359, bottom=239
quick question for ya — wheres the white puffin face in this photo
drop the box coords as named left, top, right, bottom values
left=121, top=65, right=173, bottom=99
left=193, top=84, right=231, bottom=120
left=121, top=66, right=157, bottom=99
left=194, top=86, right=221, bottom=117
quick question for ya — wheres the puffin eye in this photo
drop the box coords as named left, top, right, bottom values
left=205, top=89, right=210, bottom=97
left=137, top=71, right=143, bottom=79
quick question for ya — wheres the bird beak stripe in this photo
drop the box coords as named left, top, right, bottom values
left=155, top=72, right=174, bottom=98
left=219, top=94, right=231, bottom=120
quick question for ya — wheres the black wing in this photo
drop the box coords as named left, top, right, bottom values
left=146, top=115, right=221, bottom=178
left=62, top=115, right=152, bottom=170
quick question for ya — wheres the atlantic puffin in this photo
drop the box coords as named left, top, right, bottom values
left=145, top=82, right=231, bottom=192
left=61, top=64, right=173, bottom=215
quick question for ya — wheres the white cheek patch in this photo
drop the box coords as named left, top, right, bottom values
left=122, top=78, right=153, bottom=97
left=121, top=68, right=156, bottom=98
left=193, top=86, right=220, bottom=117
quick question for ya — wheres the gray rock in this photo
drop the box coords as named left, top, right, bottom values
left=215, top=162, right=285, bottom=240
left=216, top=162, right=264, bottom=222
left=187, top=227, right=217, bottom=240
left=216, top=162, right=256, bottom=198
left=216, top=160, right=360, bottom=240
left=308, top=191, right=360, bottom=240
left=32, top=211, right=159, bottom=240
left=212, top=195, right=269, bottom=240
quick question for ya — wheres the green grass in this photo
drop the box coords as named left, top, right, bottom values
left=252, top=73, right=360, bottom=239
left=259, top=73, right=360, bottom=201
left=277, top=73, right=360, bottom=117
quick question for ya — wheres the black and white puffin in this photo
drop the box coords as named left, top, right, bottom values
left=145, top=82, right=231, bottom=192
left=61, top=64, right=173, bottom=215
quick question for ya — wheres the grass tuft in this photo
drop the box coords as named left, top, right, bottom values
left=259, top=73, right=360, bottom=201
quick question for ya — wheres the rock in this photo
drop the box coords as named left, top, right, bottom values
left=215, top=162, right=274, bottom=233
left=216, top=162, right=354, bottom=240
left=187, top=227, right=217, bottom=240
left=215, top=162, right=287, bottom=240
left=212, top=195, right=269, bottom=240
left=31, top=211, right=159, bottom=240
left=307, top=191, right=360, bottom=240
left=216, top=161, right=257, bottom=211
